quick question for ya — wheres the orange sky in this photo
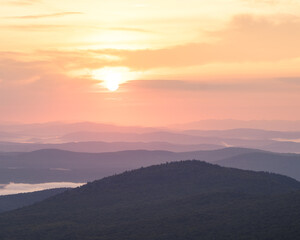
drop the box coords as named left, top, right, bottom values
left=0, top=0, right=299, bottom=126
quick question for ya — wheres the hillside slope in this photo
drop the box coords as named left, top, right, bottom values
left=0, top=188, right=69, bottom=213
left=0, top=161, right=300, bottom=240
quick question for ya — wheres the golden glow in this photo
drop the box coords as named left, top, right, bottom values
left=1, top=0, right=300, bottom=124
left=103, top=72, right=121, bottom=91
left=92, top=67, right=139, bottom=91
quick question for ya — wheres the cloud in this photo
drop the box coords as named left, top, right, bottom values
left=123, top=80, right=239, bottom=91
left=0, top=49, right=118, bottom=89
left=3, top=12, right=83, bottom=19
left=278, top=77, right=300, bottom=85
left=1, top=24, right=69, bottom=31
left=3, top=0, right=41, bottom=5
left=1, top=24, right=151, bottom=34
left=0, top=51, right=102, bottom=94
left=0, top=57, right=45, bottom=85
left=242, top=0, right=279, bottom=4
left=104, top=27, right=154, bottom=33
left=0, top=52, right=102, bottom=123
left=122, top=79, right=299, bottom=92
left=1, top=51, right=297, bottom=94
left=36, top=49, right=119, bottom=71
left=93, top=14, right=300, bottom=70
left=2, top=14, right=300, bottom=93
left=242, top=0, right=297, bottom=5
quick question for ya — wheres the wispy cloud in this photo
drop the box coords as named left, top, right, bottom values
left=1, top=24, right=69, bottom=31
left=242, top=0, right=297, bottom=5
left=242, top=0, right=278, bottom=5
left=123, top=79, right=298, bottom=92
left=105, top=27, right=154, bottom=33
left=3, top=0, right=41, bottom=5
left=1, top=24, right=150, bottom=33
left=93, top=14, right=300, bottom=70
left=3, top=12, right=83, bottom=19
left=277, top=77, right=300, bottom=85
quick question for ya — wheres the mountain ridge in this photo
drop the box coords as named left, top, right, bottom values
left=1, top=160, right=300, bottom=240
left=1, top=147, right=300, bottom=184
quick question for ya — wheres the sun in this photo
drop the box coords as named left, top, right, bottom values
left=92, top=67, right=138, bottom=92
left=92, top=67, right=125, bottom=92
left=103, top=72, right=122, bottom=91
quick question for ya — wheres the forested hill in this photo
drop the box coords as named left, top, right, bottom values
left=0, top=188, right=69, bottom=213
left=1, top=161, right=300, bottom=240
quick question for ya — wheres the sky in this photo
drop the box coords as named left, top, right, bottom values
left=0, top=0, right=300, bottom=126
